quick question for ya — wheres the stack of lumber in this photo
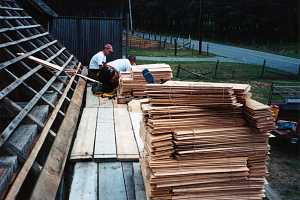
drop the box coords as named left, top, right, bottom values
left=118, top=64, right=173, bottom=104
left=128, top=35, right=160, bottom=49
left=244, top=99, right=275, bottom=134
left=140, top=81, right=274, bottom=200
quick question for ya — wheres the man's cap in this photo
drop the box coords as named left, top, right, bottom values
left=104, top=43, right=113, bottom=52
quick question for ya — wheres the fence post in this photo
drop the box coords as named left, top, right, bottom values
left=232, top=69, right=235, bottom=79
left=260, top=59, right=266, bottom=78
left=174, top=39, right=177, bottom=56
left=142, top=32, right=145, bottom=39
left=176, top=65, right=181, bottom=77
left=207, top=43, right=209, bottom=56
left=192, top=44, right=194, bottom=56
left=154, top=33, right=157, bottom=41
left=149, top=32, right=151, bottom=39
left=215, top=60, right=220, bottom=78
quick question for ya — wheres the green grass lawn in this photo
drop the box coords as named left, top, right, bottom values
left=129, top=48, right=214, bottom=58
left=237, top=43, right=300, bottom=59
left=138, top=60, right=300, bottom=104
left=206, top=40, right=300, bottom=59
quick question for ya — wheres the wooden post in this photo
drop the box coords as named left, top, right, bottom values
left=232, top=69, right=235, bottom=79
left=126, top=14, right=129, bottom=58
left=192, top=44, right=194, bottom=56
left=215, top=60, right=220, bottom=78
left=174, top=39, right=177, bottom=56
left=176, top=65, right=181, bottom=77
left=260, top=59, right=266, bottom=78
left=207, top=43, right=209, bottom=56
left=268, top=82, right=274, bottom=105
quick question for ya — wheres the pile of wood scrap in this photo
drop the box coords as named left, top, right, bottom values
left=128, top=35, right=161, bottom=49
left=118, top=64, right=173, bottom=104
left=140, top=81, right=274, bottom=200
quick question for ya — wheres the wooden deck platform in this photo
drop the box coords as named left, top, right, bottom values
left=69, top=87, right=146, bottom=200
left=71, top=87, right=144, bottom=161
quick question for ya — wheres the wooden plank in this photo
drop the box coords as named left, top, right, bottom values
left=24, top=55, right=99, bottom=82
left=122, top=162, right=135, bottom=200
left=0, top=6, right=24, bottom=11
left=30, top=75, right=86, bottom=200
left=129, top=112, right=144, bottom=155
left=94, top=107, right=116, bottom=160
left=133, top=162, right=146, bottom=200
left=99, top=97, right=113, bottom=108
left=69, top=162, right=97, bottom=200
left=0, top=40, right=57, bottom=70
left=0, top=32, right=49, bottom=48
left=0, top=16, right=32, bottom=20
left=0, top=25, right=40, bottom=34
left=0, top=48, right=67, bottom=100
left=98, top=162, right=127, bottom=200
left=86, top=87, right=99, bottom=107
left=0, top=57, right=69, bottom=146
left=70, top=108, right=98, bottom=161
left=114, top=107, right=139, bottom=161
left=5, top=64, right=82, bottom=200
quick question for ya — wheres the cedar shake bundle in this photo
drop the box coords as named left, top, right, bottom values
left=140, top=81, right=273, bottom=200
left=244, top=99, right=275, bottom=134
left=118, top=64, right=173, bottom=103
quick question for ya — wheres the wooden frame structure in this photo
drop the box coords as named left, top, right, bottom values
left=0, top=1, right=86, bottom=199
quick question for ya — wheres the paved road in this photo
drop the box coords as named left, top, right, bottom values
left=137, top=56, right=240, bottom=63
left=134, top=32, right=300, bottom=74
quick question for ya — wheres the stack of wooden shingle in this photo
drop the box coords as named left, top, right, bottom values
left=140, top=81, right=273, bottom=200
left=128, top=35, right=161, bottom=49
left=118, top=64, right=173, bottom=104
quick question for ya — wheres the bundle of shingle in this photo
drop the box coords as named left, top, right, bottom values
left=140, top=81, right=274, bottom=200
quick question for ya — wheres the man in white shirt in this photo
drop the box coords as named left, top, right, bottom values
left=106, top=55, right=136, bottom=72
left=88, top=43, right=113, bottom=79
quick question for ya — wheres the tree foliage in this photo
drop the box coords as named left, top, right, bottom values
left=132, top=0, right=299, bottom=44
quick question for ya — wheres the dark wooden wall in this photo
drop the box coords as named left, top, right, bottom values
left=50, top=17, right=123, bottom=65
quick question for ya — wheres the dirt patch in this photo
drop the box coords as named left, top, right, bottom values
left=267, top=140, right=300, bottom=200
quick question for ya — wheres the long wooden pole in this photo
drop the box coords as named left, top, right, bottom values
left=18, top=53, right=100, bottom=83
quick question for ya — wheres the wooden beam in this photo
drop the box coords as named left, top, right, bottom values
left=0, top=25, right=40, bottom=34
left=0, top=6, right=24, bottom=11
left=0, top=40, right=57, bottom=70
left=25, top=55, right=99, bottom=83
left=0, top=16, right=32, bottom=20
left=30, top=72, right=86, bottom=200
left=5, top=64, right=82, bottom=200
left=0, top=48, right=68, bottom=101
left=0, top=57, right=69, bottom=147
left=0, top=32, right=49, bottom=48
